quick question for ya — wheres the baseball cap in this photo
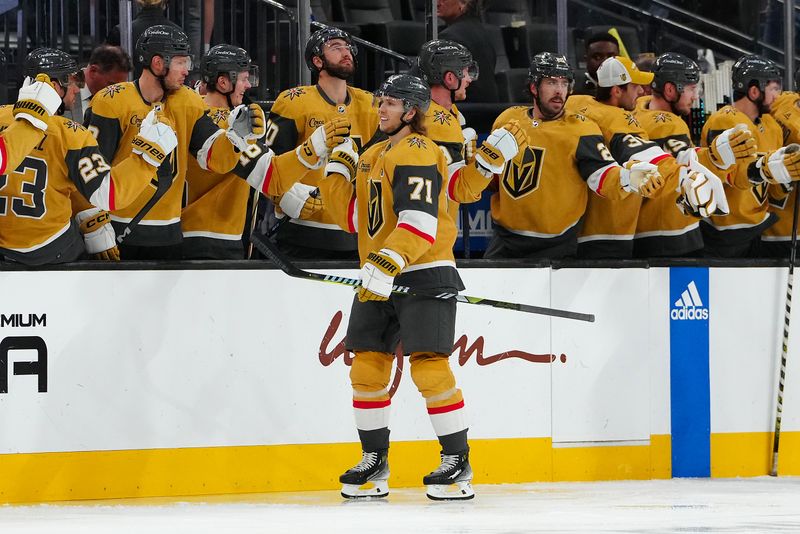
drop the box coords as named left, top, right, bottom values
left=597, top=56, right=655, bottom=87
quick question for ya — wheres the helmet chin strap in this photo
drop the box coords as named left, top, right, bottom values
left=385, top=110, right=413, bottom=136
left=147, top=59, right=171, bottom=97
left=747, top=87, right=766, bottom=117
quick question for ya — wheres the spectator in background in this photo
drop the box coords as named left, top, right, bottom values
left=634, top=53, right=655, bottom=96
left=575, top=32, right=619, bottom=97
left=70, top=45, right=132, bottom=124
left=106, top=0, right=182, bottom=78
left=438, top=0, right=499, bottom=102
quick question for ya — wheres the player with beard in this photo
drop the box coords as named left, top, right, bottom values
left=264, top=27, right=383, bottom=259
left=416, top=39, right=527, bottom=222
left=85, top=25, right=269, bottom=260
left=567, top=56, right=730, bottom=258
left=701, top=55, right=800, bottom=257
left=634, top=53, right=757, bottom=257
left=485, top=53, right=666, bottom=259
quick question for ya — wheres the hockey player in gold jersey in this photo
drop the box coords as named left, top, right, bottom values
left=0, top=48, right=178, bottom=265
left=264, top=27, right=383, bottom=259
left=319, top=74, right=473, bottom=501
left=567, top=55, right=730, bottom=258
left=86, top=25, right=269, bottom=260
left=634, top=53, right=759, bottom=257
left=181, top=45, right=341, bottom=259
left=486, top=53, right=665, bottom=258
left=702, top=55, right=800, bottom=257
left=417, top=39, right=527, bottom=224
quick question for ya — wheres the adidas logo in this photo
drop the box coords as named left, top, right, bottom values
left=671, top=280, right=709, bottom=320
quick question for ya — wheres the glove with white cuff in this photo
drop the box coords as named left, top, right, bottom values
left=708, top=124, right=756, bottom=170
left=462, top=127, right=477, bottom=164
left=131, top=108, right=178, bottom=167
left=677, top=165, right=730, bottom=218
left=748, top=144, right=800, bottom=185
left=357, top=248, right=405, bottom=302
left=325, top=138, right=359, bottom=181
left=14, top=74, right=62, bottom=131
left=278, top=183, right=323, bottom=220
left=619, top=160, right=664, bottom=197
left=75, top=207, right=120, bottom=261
left=226, top=103, right=266, bottom=151
left=475, top=120, right=527, bottom=176
left=297, top=117, right=351, bottom=169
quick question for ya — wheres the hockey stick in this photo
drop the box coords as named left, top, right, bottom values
left=251, top=230, right=595, bottom=322
left=770, top=184, right=800, bottom=476
left=115, top=156, right=174, bottom=244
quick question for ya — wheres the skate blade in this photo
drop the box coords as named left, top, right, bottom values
left=426, top=480, right=475, bottom=501
left=341, top=480, right=389, bottom=499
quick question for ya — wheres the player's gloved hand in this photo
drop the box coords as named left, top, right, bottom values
left=325, top=138, right=359, bottom=181
left=462, top=127, right=477, bottom=164
left=677, top=166, right=729, bottom=218
left=14, top=74, right=62, bottom=131
left=749, top=144, right=800, bottom=185
left=75, top=207, right=120, bottom=261
left=708, top=124, right=756, bottom=170
left=132, top=108, right=178, bottom=167
left=475, top=120, right=527, bottom=176
left=226, top=103, right=267, bottom=151
left=357, top=248, right=405, bottom=302
left=278, top=183, right=323, bottom=219
left=297, top=117, right=352, bottom=169
left=619, top=160, right=664, bottom=197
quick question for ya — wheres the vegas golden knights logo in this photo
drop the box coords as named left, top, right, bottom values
left=501, top=146, right=545, bottom=199
left=752, top=181, right=768, bottom=205
left=367, top=180, right=384, bottom=237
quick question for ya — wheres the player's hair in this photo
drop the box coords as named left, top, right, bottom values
left=88, top=45, right=132, bottom=73
left=595, top=84, right=626, bottom=102
left=585, top=32, right=619, bottom=50
left=407, top=108, right=427, bottom=135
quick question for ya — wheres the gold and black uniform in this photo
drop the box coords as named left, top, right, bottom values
left=86, top=81, right=246, bottom=251
left=0, top=109, right=163, bottom=265
left=266, top=84, right=383, bottom=257
left=485, top=105, right=635, bottom=258
left=701, top=105, right=783, bottom=257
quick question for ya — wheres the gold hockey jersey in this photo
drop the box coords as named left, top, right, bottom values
left=701, top=105, right=783, bottom=232
left=487, top=105, right=633, bottom=256
left=319, top=133, right=462, bottom=290
left=267, top=84, right=382, bottom=252
left=86, top=81, right=244, bottom=246
left=765, top=92, right=800, bottom=242
left=567, top=94, right=676, bottom=257
left=0, top=108, right=160, bottom=265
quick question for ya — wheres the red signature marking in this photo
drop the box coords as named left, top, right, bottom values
left=452, top=335, right=562, bottom=365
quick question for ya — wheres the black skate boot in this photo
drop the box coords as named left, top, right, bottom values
left=423, top=449, right=474, bottom=500
left=339, top=449, right=390, bottom=499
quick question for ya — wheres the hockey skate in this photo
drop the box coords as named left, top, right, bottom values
left=423, top=450, right=474, bottom=500
left=339, top=449, right=390, bottom=499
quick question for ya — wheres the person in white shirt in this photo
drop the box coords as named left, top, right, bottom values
left=71, top=45, right=131, bottom=124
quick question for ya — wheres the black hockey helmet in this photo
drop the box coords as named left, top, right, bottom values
left=135, top=24, right=192, bottom=70
left=528, top=52, right=573, bottom=86
left=732, top=54, right=781, bottom=93
left=24, top=47, right=81, bottom=87
left=375, top=74, right=431, bottom=113
left=304, top=26, right=356, bottom=71
left=201, top=44, right=259, bottom=88
left=651, top=52, right=700, bottom=94
left=417, top=39, right=478, bottom=86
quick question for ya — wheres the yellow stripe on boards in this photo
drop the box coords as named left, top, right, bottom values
left=711, top=431, right=800, bottom=477
left=0, top=436, right=670, bottom=504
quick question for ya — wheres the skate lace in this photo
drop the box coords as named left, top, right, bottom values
left=433, top=454, right=460, bottom=474
left=353, top=451, right=379, bottom=472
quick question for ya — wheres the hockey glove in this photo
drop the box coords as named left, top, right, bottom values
left=226, top=103, right=267, bottom=151
left=14, top=74, right=62, bottom=131
left=677, top=166, right=730, bottom=218
left=708, top=124, right=756, bottom=170
left=297, top=117, right=352, bottom=169
left=75, top=207, right=120, bottom=261
left=325, top=138, right=359, bottom=181
left=475, top=120, right=527, bottom=176
left=462, top=127, right=477, bottom=164
left=278, top=183, right=323, bottom=219
left=619, top=160, right=664, bottom=197
left=358, top=248, right=405, bottom=302
left=748, top=144, right=800, bottom=185
left=132, top=108, right=178, bottom=167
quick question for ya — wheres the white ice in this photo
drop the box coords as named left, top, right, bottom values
left=2, top=478, right=800, bottom=533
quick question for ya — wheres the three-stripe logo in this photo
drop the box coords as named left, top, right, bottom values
left=671, top=281, right=709, bottom=320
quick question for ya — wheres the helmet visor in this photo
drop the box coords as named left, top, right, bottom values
left=235, top=65, right=259, bottom=88
left=466, top=61, right=479, bottom=82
